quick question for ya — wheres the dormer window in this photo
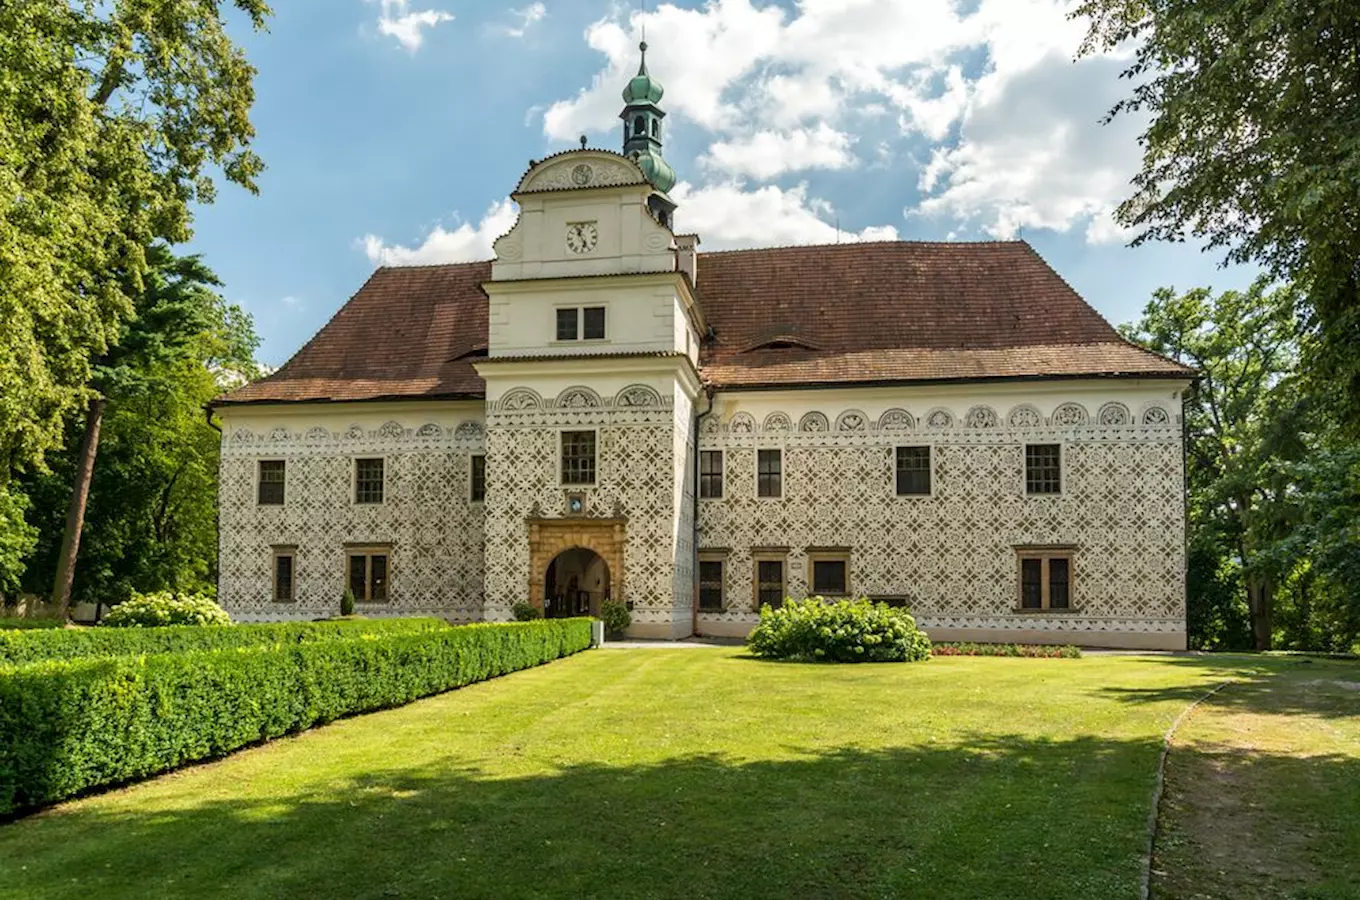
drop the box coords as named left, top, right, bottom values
left=741, top=334, right=823, bottom=353
left=556, top=306, right=607, bottom=341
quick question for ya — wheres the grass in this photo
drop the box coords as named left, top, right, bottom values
left=1152, top=658, right=1360, bottom=900
left=0, top=648, right=1352, bottom=900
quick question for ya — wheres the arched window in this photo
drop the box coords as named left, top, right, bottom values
left=651, top=119, right=660, bottom=137
left=634, top=115, right=646, bottom=136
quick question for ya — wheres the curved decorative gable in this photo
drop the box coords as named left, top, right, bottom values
left=516, top=151, right=649, bottom=194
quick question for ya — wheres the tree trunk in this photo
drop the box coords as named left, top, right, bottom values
left=1246, top=575, right=1273, bottom=651
left=49, top=397, right=106, bottom=618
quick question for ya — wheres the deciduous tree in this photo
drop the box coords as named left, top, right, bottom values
left=0, top=0, right=269, bottom=592
left=1075, top=0, right=1360, bottom=428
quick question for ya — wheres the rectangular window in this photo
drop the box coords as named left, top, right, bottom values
left=561, top=431, right=597, bottom=485
left=757, top=449, right=782, bottom=498
left=582, top=306, right=606, bottom=340
left=808, top=549, right=851, bottom=596
left=258, top=460, right=286, bottom=505
left=470, top=454, right=486, bottom=503
left=1016, top=549, right=1075, bottom=610
left=895, top=446, right=931, bottom=496
left=347, top=548, right=390, bottom=602
left=272, top=548, right=295, bottom=603
left=699, top=450, right=723, bottom=499
left=756, top=559, right=785, bottom=610
left=355, top=458, right=385, bottom=504
left=556, top=308, right=578, bottom=341
left=1025, top=444, right=1062, bottom=495
left=698, top=559, right=725, bottom=611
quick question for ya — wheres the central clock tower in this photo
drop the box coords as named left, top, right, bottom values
left=473, top=44, right=705, bottom=638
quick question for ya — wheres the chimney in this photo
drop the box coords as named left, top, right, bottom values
left=675, top=233, right=699, bottom=286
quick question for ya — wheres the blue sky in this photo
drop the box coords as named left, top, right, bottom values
left=190, top=0, right=1258, bottom=366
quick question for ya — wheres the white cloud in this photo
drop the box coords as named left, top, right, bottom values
left=541, top=0, right=1142, bottom=243
left=913, top=53, right=1143, bottom=243
left=361, top=200, right=519, bottom=266
left=370, top=0, right=453, bottom=53
left=504, top=3, right=546, bottom=38
left=699, top=124, right=855, bottom=180
left=280, top=295, right=302, bottom=308
left=671, top=181, right=898, bottom=250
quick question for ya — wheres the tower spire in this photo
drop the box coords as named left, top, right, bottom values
left=619, top=38, right=675, bottom=196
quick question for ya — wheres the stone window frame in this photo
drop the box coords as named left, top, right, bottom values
left=257, top=459, right=286, bottom=506
left=345, top=543, right=393, bottom=603
left=806, top=547, right=851, bottom=597
left=1014, top=545, right=1077, bottom=612
left=470, top=454, right=486, bottom=503
left=697, top=549, right=729, bottom=612
left=271, top=545, right=296, bottom=603
left=559, top=428, right=598, bottom=487
left=893, top=445, right=933, bottom=497
left=755, top=448, right=783, bottom=499
left=1024, top=443, right=1064, bottom=496
left=699, top=450, right=723, bottom=499
left=353, top=457, right=386, bottom=505
left=553, top=304, right=609, bottom=343
left=751, top=547, right=788, bottom=611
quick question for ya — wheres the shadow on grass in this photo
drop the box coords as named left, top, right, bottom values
left=1093, top=654, right=1360, bottom=719
left=2, top=735, right=1165, bottom=900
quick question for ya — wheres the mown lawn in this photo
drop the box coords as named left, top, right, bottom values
left=0, top=648, right=1345, bottom=900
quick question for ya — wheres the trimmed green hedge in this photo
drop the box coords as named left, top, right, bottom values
left=0, top=619, right=592, bottom=814
left=748, top=597, right=932, bottom=663
left=0, top=617, right=448, bottom=667
left=0, top=618, right=65, bottom=631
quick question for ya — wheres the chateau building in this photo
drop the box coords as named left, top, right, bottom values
left=213, top=46, right=1192, bottom=649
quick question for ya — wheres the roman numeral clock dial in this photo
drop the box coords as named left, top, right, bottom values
left=566, top=222, right=599, bottom=254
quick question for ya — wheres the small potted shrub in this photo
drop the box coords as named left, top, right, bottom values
left=599, top=599, right=631, bottom=638
left=512, top=601, right=543, bottom=621
left=340, top=587, right=356, bottom=617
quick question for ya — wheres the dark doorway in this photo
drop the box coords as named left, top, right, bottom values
left=544, top=548, right=610, bottom=619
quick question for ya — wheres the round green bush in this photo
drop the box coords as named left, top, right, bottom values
left=599, top=599, right=631, bottom=636
left=747, top=597, right=932, bottom=663
left=511, top=601, right=543, bottom=621
left=102, top=591, right=232, bottom=628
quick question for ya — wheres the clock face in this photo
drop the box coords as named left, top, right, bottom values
left=566, top=222, right=599, bottom=254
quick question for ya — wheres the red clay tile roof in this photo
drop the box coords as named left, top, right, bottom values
left=215, top=241, right=1189, bottom=406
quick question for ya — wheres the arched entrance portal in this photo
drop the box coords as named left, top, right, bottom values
left=544, top=548, right=610, bottom=619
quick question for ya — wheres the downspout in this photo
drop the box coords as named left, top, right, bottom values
left=692, top=384, right=714, bottom=637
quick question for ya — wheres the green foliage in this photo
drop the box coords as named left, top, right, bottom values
left=341, top=587, right=356, bottom=617
left=1123, top=279, right=1360, bottom=651
left=512, top=601, right=543, bottom=621
left=747, top=597, right=932, bottom=663
left=101, top=591, right=230, bottom=628
left=15, top=247, right=259, bottom=602
left=931, top=642, right=1081, bottom=659
left=0, top=619, right=592, bottom=814
left=1074, top=0, right=1360, bottom=426
left=0, top=617, right=447, bottom=667
left=599, top=599, right=631, bottom=635
left=0, top=486, right=37, bottom=594
left=0, top=618, right=65, bottom=631
left=0, top=1, right=269, bottom=488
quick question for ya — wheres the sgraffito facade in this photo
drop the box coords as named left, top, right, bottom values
left=214, top=44, right=1193, bottom=647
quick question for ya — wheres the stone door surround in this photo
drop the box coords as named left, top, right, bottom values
left=527, top=518, right=626, bottom=612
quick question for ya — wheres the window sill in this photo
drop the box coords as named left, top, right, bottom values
left=1011, top=606, right=1082, bottom=614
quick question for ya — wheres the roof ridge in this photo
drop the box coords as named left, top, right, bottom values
left=697, top=238, right=1029, bottom=255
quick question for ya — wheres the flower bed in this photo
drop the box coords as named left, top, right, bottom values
left=0, top=619, right=593, bottom=814
left=931, top=642, right=1082, bottom=658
